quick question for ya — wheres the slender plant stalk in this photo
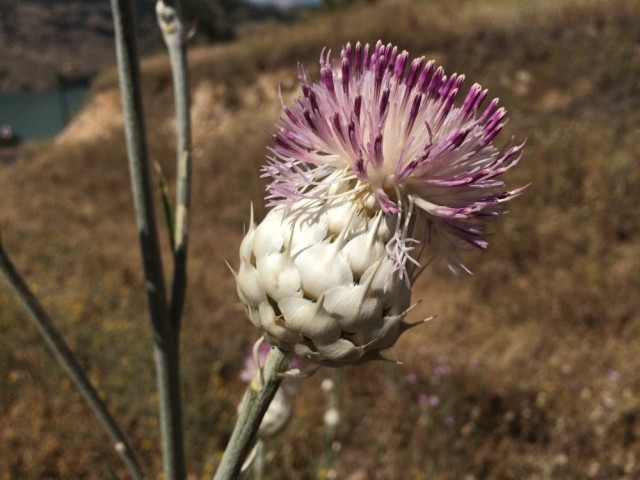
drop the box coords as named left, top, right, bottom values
left=110, top=1, right=186, bottom=478
left=0, top=241, right=146, bottom=480
left=155, top=0, right=193, bottom=334
left=213, top=347, right=291, bottom=480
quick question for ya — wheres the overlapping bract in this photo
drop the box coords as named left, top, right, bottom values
left=235, top=201, right=415, bottom=365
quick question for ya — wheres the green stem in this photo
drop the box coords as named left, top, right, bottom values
left=110, top=1, right=185, bottom=478
left=0, top=241, right=146, bottom=480
left=213, top=347, right=291, bottom=480
left=156, top=0, right=193, bottom=334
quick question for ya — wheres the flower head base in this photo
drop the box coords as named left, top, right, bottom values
left=233, top=41, right=525, bottom=366
left=234, top=201, right=418, bottom=366
left=264, top=40, right=526, bottom=277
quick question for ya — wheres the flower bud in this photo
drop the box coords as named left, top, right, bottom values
left=258, top=388, right=291, bottom=438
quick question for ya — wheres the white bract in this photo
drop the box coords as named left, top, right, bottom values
left=234, top=197, right=416, bottom=366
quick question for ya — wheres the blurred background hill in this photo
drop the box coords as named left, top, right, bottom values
left=1, top=0, right=639, bottom=478
left=0, top=0, right=156, bottom=92
left=0, top=0, right=316, bottom=92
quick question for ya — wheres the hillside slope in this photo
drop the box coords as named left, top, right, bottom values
left=0, top=0, right=159, bottom=92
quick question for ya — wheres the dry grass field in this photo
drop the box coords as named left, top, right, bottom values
left=1, top=0, right=639, bottom=478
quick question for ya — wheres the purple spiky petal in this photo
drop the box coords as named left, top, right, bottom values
left=263, top=40, right=526, bottom=279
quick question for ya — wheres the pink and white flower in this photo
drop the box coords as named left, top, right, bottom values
left=233, top=41, right=526, bottom=365
left=264, top=40, right=526, bottom=278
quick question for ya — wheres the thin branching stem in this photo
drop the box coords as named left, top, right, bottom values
left=213, top=347, right=291, bottom=480
left=156, top=0, right=193, bottom=334
left=110, top=1, right=186, bottom=478
left=0, top=241, right=146, bottom=480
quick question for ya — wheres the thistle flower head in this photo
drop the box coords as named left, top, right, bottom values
left=233, top=41, right=526, bottom=366
left=264, top=40, right=526, bottom=278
